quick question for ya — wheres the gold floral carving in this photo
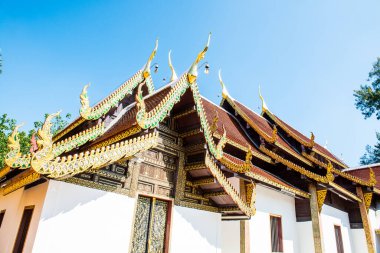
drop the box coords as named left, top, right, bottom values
left=316, top=189, right=327, bottom=212
left=364, top=192, right=373, bottom=212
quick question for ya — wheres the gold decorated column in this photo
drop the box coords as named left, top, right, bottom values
left=309, top=183, right=324, bottom=253
left=356, top=186, right=375, bottom=253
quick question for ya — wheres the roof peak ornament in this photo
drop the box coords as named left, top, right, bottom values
left=187, top=33, right=211, bottom=84
left=218, top=69, right=230, bottom=99
left=143, top=39, right=158, bottom=79
left=168, top=50, right=178, bottom=82
left=258, top=85, right=269, bottom=113
left=31, top=110, right=61, bottom=173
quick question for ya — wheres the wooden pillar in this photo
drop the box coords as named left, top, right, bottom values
left=128, top=159, right=142, bottom=198
left=174, top=151, right=186, bottom=204
left=356, top=186, right=375, bottom=253
left=309, top=183, right=324, bottom=253
left=240, top=220, right=250, bottom=253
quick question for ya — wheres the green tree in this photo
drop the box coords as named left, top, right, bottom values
left=0, top=113, right=71, bottom=168
left=354, top=57, right=380, bottom=164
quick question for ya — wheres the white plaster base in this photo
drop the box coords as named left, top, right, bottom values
left=249, top=185, right=299, bottom=253
left=32, top=180, right=136, bottom=253
left=350, top=229, right=367, bottom=253
left=170, top=205, right=221, bottom=253
left=296, top=221, right=314, bottom=253
left=320, top=205, right=353, bottom=253
left=221, top=220, right=240, bottom=253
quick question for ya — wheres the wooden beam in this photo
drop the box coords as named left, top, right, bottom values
left=172, top=109, right=196, bottom=119
left=179, top=128, right=201, bottom=138
left=184, top=192, right=208, bottom=201
left=204, top=191, right=227, bottom=198
left=184, top=163, right=206, bottom=171
left=191, top=177, right=215, bottom=186
left=2, top=169, right=41, bottom=195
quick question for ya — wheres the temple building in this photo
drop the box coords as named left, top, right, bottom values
left=0, top=35, right=380, bottom=253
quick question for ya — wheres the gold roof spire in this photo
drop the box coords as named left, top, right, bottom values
left=218, top=69, right=230, bottom=99
left=187, top=33, right=211, bottom=84
left=168, top=50, right=178, bottom=82
left=258, top=85, right=269, bottom=113
left=143, top=39, right=159, bottom=78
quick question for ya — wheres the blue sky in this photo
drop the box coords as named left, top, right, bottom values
left=0, top=0, right=379, bottom=166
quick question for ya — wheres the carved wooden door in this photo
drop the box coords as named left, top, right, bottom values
left=131, top=196, right=169, bottom=253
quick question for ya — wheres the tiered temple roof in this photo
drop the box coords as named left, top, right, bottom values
left=1, top=35, right=378, bottom=219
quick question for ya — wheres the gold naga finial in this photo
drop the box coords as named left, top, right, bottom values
left=272, top=125, right=278, bottom=142
left=4, top=123, right=25, bottom=167
left=210, top=111, right=219, bottom=134
left=135, top=82, right=145, bottom=112
left=143, top=39, right=159, bottom=79
left=80, top=83, right=91, bottom=119
left=37, top=110, right=61, bottom=148
left=310, top=132, right=315, bottom=146
left=215, top=125, right=227, bottom=159
left=187, top=33, right=211, bottom=84
left=218, top=69, right=230, bottom=99
left=259, top=85, right=269, bottom=113
left=31, top=111, right=61, bottom=172
left=168, top=50, right=178, bottom=82
left=326, top=161, right=335, bottom=182
left=369, top=168, right=377, bottom=186
left=8, top=123, right=24, bottom=149
left=245, top=145, right=253, bottom=165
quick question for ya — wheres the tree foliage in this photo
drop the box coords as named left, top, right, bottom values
left=0, top=113, right=71, bottom=168
left=354, top=57, right=380, bottom=164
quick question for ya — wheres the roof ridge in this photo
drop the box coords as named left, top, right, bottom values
left=343, top=163, right=380, bottom=172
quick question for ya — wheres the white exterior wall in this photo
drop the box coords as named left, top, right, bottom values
left=350, top=229, right=367, bottom=253
left=221, top=220, right=240, bottom=253
left=320, top=204, right=353, bottom=253
left=248, top=185, right=299, bottom=253
left=296, top=221, right=314, bottom=253
left=0, top=181, right=49, bottom=253
left=369, top=208, right=380, bottom=252
left=170, top=205, right=221, bottom=253
left=32, top=180, right=136, bottom=253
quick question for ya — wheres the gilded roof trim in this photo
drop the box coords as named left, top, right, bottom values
left=245, top=171, right=309, bottom=198
left=303, top=151, right=376, bottom=187
left=260, top=144, right=334, bottom=183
